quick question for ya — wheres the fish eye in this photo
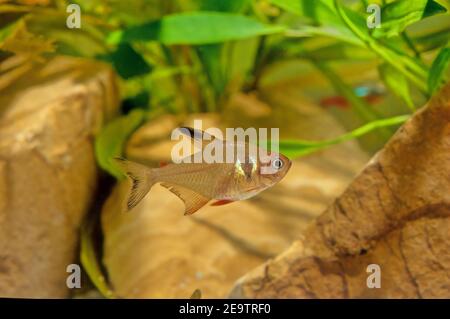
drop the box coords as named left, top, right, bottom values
left=272, top=158, right=283, bottom=170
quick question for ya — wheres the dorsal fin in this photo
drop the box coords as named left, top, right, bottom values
left=177, top=127, right=220, bottom=142
left=160, top=183, right=210, bottom=215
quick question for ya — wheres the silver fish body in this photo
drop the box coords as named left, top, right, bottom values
left=115, top=130, right=291, bottom=215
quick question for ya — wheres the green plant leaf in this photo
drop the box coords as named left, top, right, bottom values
left=274, top=0, right=362, bottom=46
left=303, top=42, right=375, bottom=60
left=286, top=25, right=363, bottom=46
left=194, top=0, right=251, bottom=97
left=80, top=218, right=116, bottom=299
left=273, top=39, right=374, bottom=61
left=379, top=63, right=415, bottom=111
left=411, top=16, right=450, bottom=52
left=108, top=12, right=285, bottom=45
left=0, top=18, right=54, bottom=56
left=225, top=37, right=260, bottom=91
left=423, top=0, right=448, bottom=18
left=196, top=44, right=226, bottom=95
left=197, top=0, right=250, bottom=12
left=95, top=109, right=146, bottom=179
left=0, top=20, right=19, bottom=44
left=333, top=1, right=371, bottom=41
left=269, top=0, right=339, bottom=24
left=277, top=115, right=409, bottom=159
left=428, top=47, right=450, bottom=93
left=268, top=0, right=303, bottom=15
left=98, top=43, right=152, bottom=79
left=373, top=0, right=447, bottom=38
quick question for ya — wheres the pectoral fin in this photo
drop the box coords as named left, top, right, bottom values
left=160, top=183, right=210, bottom=215
left=159, top=161, right=169, bottom=167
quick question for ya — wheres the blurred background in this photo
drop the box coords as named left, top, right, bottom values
left=0, top=0, right=449, bottom=298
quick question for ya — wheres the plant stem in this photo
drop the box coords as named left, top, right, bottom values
left=190, top=48, right=216, bottom=113
left=279, top=114, right=409, bottom=158
left=401, top=32, right=422, bottom=59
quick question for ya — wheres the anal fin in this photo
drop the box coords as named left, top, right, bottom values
left=211, top=199, right=234, bottom=206
left=160, top=183, right=210, bottom=215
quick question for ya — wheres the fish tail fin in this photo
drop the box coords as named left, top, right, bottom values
left=112, top=157, right=157, bottom=212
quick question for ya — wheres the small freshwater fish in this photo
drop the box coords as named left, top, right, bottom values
left=114, top=127, right=291, bottom=215
left=320, top=85, right=384, bottom=109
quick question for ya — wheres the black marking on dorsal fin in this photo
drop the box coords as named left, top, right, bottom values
left=178, top=127, right=218, bottom=141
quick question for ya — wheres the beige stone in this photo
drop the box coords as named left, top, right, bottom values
left=0, top=56, right=119, bottom=297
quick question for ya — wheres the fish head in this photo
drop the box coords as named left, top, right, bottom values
left=258, top=151, right=292, bottom=185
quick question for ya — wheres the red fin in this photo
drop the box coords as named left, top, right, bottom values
left=211, top=199, right=234, bottom=206
left=159, top=161, right=169, bottom=167
left=320, top=96, right=349, bottom=109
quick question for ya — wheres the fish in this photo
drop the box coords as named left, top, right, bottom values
left=320, top=85, right=384, bottom=109
left=113, top=127, right=292, bottom=215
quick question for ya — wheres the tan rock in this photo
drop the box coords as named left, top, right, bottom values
left=230, top=83, right=450, bottom=299
left=101, top=89, right=369, bottom=298
left=0, top=56, right=119, bottom=297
